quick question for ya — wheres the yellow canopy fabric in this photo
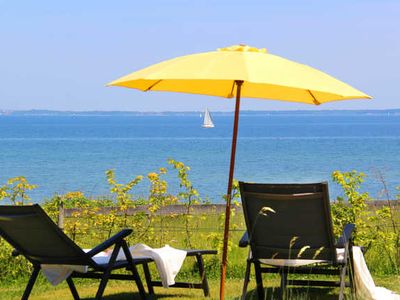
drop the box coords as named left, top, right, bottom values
left=108, top=44, right=371, bottom=105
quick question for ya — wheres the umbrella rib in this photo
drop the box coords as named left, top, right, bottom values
left=308, top=89, right=321, bottom=105
left=145, top=79, right=163, bottom=91
left=227, top=80, right=236, bottom=98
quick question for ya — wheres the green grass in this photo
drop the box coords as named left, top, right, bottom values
left=1, top=274, right=399, bottom=300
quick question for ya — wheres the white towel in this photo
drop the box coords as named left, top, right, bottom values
left=117, top=244, right=187, bottom=288
left=259, top=246, right=399, bottom=299
left=352, top=246, right=400, bottom=300
left=41, top=244, right=187, bottom=288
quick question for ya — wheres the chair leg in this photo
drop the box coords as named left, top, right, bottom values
left=280, top=269, right=287, bottom=300
left=95, top=243, right=121, bottom=300
left=96, top=269, right=112, bottom=300
left=196, top=254, right=211, bottom=297
left=339, top=243, right=352, bottom=300
left=349, top=245, right=356, bottom=296
left=66, top=277, right=80, bottom=300
left=254, top=260, right=264, bottom=299
left=338, top=265, right=347, bottom=300
left=129, top=262, right=147, bottom=299
left=241, top=258, right=251, bottom=300
left=142, top=262, right=155, bottom=295
left=22, top=266, right=40, bottom=300
left=121, top=240, right=147, bottom=300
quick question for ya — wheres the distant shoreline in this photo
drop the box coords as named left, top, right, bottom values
left=1, top=109, right=400, bottom=117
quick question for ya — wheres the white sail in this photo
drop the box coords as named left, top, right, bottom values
left=202, top=108, right=214, bottom=128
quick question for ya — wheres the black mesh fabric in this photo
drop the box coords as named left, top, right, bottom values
left=239, top=182, right=336, bottom=262
left=0, top=205, right=89, bottom=265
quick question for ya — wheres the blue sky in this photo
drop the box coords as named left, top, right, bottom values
left=0, top=1, right=399, bottom=111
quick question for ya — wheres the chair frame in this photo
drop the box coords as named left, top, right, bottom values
left=0, top=204, right=147, bottom=300
left=0, top=204, right=218, bottom=299
left=238, top=182, right=355, bottom=300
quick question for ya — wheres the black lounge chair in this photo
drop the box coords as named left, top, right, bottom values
left=238, top=182, right=355, bottom=300
left=0, top=204, right=147, bottom=300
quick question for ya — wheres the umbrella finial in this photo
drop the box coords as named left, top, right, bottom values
left=218, top=44, right=267, bottom=53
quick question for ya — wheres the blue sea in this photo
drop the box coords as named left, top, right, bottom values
left=1, top=113, right=399, bottom=203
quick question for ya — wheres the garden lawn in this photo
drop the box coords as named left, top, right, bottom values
left=1, top=274, right=399, bottom=300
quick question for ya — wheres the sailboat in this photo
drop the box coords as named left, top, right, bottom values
left=202, top=108, right=215, bottom=128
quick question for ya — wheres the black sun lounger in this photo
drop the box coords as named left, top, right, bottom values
left=239, top=182, right=355, bottom=300
left=0, top=204, right=147, bottom=300
left=0, top=204, right=218, bottom=299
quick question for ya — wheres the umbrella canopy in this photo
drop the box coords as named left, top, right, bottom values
left=108, top=44, right=370, bottom=104
left=107, top=44, right=371, bottom=300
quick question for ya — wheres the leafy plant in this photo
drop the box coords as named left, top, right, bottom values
left=372, top=171, right=400, bottom=273
left=141, top=168, right=178, bottom=245
left=106, top=169, right=143, bottom=228
left=331, top=170, right=400, bottom=274
left=168, top=159, right=201, bottom=248
left=331, top=170, right=371, bottom=244
left=0, top=176, right=37, bottom=205
left=208, top=179, right=241, bottom=255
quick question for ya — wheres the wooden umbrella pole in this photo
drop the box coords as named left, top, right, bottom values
left=220, top=80, right=243, bottom=300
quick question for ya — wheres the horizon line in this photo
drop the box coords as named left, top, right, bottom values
left=2, top=108, right=400, bottom=113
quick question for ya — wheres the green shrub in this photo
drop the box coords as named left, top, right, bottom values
left=331, top=170, right=400, bottom=275
left=0, top=166, right=399, bottom=283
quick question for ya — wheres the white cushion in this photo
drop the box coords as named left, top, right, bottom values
left=259, top=248, right=345, bottom=267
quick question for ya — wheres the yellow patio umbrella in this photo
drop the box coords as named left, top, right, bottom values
left=107, top=44, right=371, bottom=299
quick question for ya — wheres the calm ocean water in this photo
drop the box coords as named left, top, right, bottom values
left=0, top=114, right=399, bottom=203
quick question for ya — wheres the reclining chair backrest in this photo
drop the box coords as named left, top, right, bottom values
left=0, top=204, right=91, bottom=265
left=239, top=182, right=337, bottom=263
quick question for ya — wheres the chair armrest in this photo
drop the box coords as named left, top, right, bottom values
left=336, top=223, right=355, bottom=248
left=239, top=231, right=249, bottom=247
left=86, top=229, right=133, bottom=257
